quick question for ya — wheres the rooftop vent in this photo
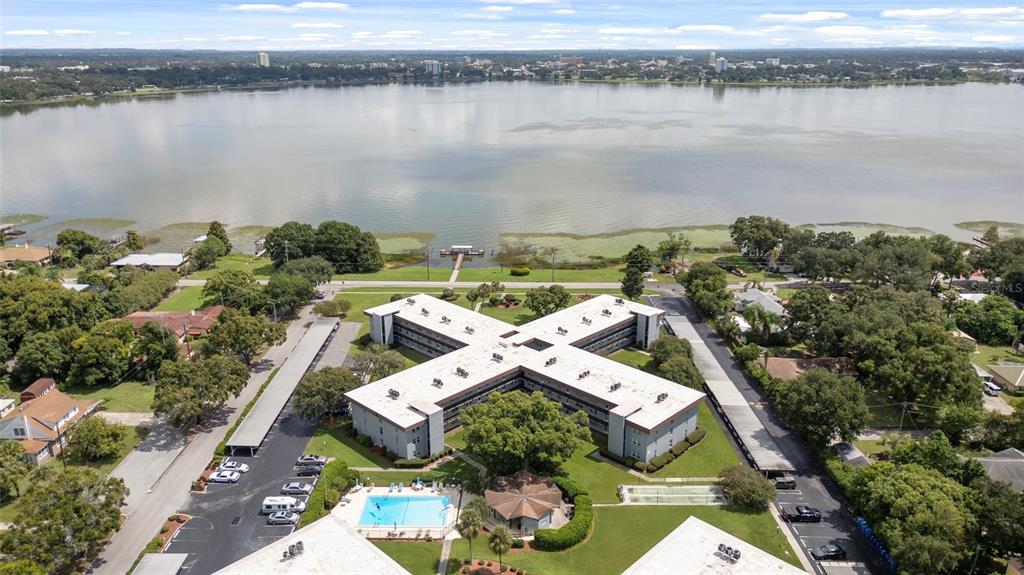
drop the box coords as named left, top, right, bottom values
left=545, top=357, right=558, bottom=366
left=388, top=389, right=400, bottom=399
left=601, top=308, right=612, bottom=316
left=578, top=370, right=591, bottom=379
left=556, top=327, right=568, bottom=335
left=406, top=298, right=416, bottom=304
left=716, top=544, right=740, bottom=562
left=465, top=326, right=475, bottom=334
left=492, top=352, right=504, bottom=362
left=656, top=392, right=668, bottom=403
left=432, top=378, right=444, bottom=388
left=610, top=382, right=622, bottom=391
left=421, top=308, right=430, bottom=316
left=582, top=317, right=592, bottom=325
left=441, top=315, right=450, bottom=324
left=615, top=298, right=624, bottom=305
left=455, top=367, right=469, bottom=378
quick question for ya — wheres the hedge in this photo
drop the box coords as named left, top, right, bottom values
left=510, top=268, right=531, bottom=277
left=552, top=476, right=588, bottom=500
left=533, top=494, right=593, bottom=551
left=685, top=428, right=707, bottom=445
left=298, top=460, right=358, bottom=528
left=216, top=366, right=280, bottom=456
left=670, top=441, right=690, bottom=457
left=394, top=458, right=429, bottom=468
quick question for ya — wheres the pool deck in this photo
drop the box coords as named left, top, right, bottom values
left=337, top=483, right=462, bottom=540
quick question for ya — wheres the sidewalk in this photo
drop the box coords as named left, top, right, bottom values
left=89, top=308, right=319, bottom=575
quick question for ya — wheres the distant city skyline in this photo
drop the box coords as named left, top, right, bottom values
left=2, top=1, right=1022, bottom=51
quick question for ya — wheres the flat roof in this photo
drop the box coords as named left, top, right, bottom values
left=622, top=516, right=805, bottom=575
left=511, top=294, right=662, bottom=347
left=521, top=344, right=703, bottom=431
left=365, top=295, right=515, bottom=346
left=213, top=512, right=410, bottom=575
left=227, top=317, right=338, bottom=449
left=111, top=253, right=188, bottom=267
left=665, top=315, right=795, bottom=472
left=131, top=553, right=189, bottom=575
left=348, top=294, right=700, bottom=432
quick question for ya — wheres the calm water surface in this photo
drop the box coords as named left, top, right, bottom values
left=2, top=82, right=1021, bottom=245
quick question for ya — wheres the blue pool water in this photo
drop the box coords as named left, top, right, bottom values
left=358, top=496, right=451, bottom=527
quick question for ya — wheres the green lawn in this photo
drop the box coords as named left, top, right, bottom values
left=560, top=433, right=640, bottom=504
left=457, top=266, right=625, bottom=283
left=608, top=348, right=656, bottom=373
left=355, top=457, right=479, bottom=486
left=335, top=265, right=444, bottom=282
left=973, top=344, right=1024, bottom=368
left=396, top=346, right=431, bottom=369
left=306, top=420, right=394, bottom=469
left=64, top=381, right=155, bottom=413
left=154, top=286, right=209, bottom=311
left=499, top=226, right=734, bottom=261
left=853, top=439, right=889, bottom=458
left=445, top=428, right=468, bottom=451
left=189, top=254, right=274, bottom=279
left=374, top=541, right=452, bottom=575
left=651, top=404, right=742, bottom=478
left=688, top=253, right=788, bottom=282
left=446, top=505, right=800, bottom=574
left=478, top=304, right=541, bottom=326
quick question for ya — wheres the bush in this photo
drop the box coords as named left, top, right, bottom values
left=649, top=453, right=671, bottom=471
left=718, top=464, right=775, bottom=510
left=552, top=476, right=587, bottom=500
left=670, top=441, right=690, bottom=457
left=512, top=538, right=525, bottom=549
left=390, top=294, right=404, bottom=302
left=394, top=458, right=429, bottom=468
left=441, top=288, right=456, bottom=301
left=160, top=525, right=169, bottom=534
left=633, top=461, right=648, bottom=472
left=686, top=428, right=707, bottom=445
left=488, top=295, right=501, bottom=306
left=533, top=494, right=594, bottom=551
left=510, top=268, right=531, bottom=277
left=733, top=344, right=761, bottom=364
left=356, top=434, right=371, bottom=446
left=503, top=293, right=519, bottom=304
left=168, top=514, right=179, bottom=522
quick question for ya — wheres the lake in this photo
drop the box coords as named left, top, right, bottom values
left=1, top=82, right=1021, bottom=247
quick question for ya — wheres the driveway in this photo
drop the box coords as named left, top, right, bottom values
left=983, top=393, right=1014, bottom=415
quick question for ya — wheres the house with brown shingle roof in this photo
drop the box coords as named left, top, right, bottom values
left=20, top=377, right=57, bottom=403
left=0, top=245, right=51, bottom=268
left=0, top=389, right=100, bottom=465
left=126, top=305, right=224, bottom=340
left=483, top=471, right=566, bottom=536
left=758, top=356, right=855, bottom=382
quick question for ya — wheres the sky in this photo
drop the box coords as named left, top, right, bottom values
left=2, top=1, right=1022, bottom=51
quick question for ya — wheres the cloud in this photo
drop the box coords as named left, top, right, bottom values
left=297, top=33, right=332, bottom=39
left=222, top=2, right=348, bottom=13
left=826, top=37, right=884, bottom=45
left=292, top=22, right=342, bottom=28
left=114, top=31, right=132, bottom=36
left=675, top=24, right=734, bottom=32
left=219, top=35, right=265, bottom=40
left=597, top=27, right=660, bottom=35
left=461, top=13, right=505, bottom=20
left=450, top=29, right=510, bottom=37
left=6, top=29, right=49, bottom=36
left=527, top=33, right=566, bottom=39
left=551, top=8, right=576, bottom=15
left=481, top=5, right=515, bottom=11
left=54, top=29, right=97, bottom=36
left=475, top=0, right=557, bottom=4
left=882, top=7, right=1024, bottom=20
left=674, top=44, right=722, bottom=50
left=972, top=34, right=1020, bottom=42
left=381, top=30, right=421, bottom=38
left=760, top=11, right=848, bottom=23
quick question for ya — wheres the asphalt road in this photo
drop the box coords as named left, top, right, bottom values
left=166, top=398, right=320, bottom=575
left=651, top=289, right=879, bottom=575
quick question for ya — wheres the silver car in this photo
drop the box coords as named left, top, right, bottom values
left=281, top=482, right=313, bottom=495
left=267, top=511, right=299, bottom=525
left=218, top=461, right=250, bottom=473
left=295, top=454, right=327, bottom=467
left=208, top=470, right=241, bottom=483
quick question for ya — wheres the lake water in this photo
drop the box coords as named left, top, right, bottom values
left=1, top=82, right=1021, bottom=246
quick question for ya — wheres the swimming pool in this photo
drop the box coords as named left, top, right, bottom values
left=358, top=495, right=451, bottom=527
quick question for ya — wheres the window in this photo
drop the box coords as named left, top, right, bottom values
left=631, top=438, right=641, bottom=447
left=379, top=427, right=384, bottom=434
left=14, top=428, right=26, bottom=437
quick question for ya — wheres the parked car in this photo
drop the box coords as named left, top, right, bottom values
left=313, top=290, right=327, bottom=300
left=296, top=454, right=327, bottom=467
left=296, top=465, right=324, bottom=477
left=984, top=381, right=1002, bottom=396
left=772, top=475, right=797, bottom=490
left=281, top=482, right=314, bottom=495
left=208, top=470, right=241, bottom=484
left=219, top=461, right=250, bottom=473
left=811, top=543, right=847, bottom=560
left=267, top=511, right=300, bottom=525
left=783, top=505, right=822, bottom=523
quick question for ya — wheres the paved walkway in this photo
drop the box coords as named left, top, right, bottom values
left=436, top=538, right=453, bottom=575
left=89, top=307, right=321, bottom=575
left=109, top=416, right=187, bottom=516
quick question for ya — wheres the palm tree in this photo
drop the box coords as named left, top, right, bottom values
left=0, top=441, right=31, bottom=498
left=742, top=303, right=778, bottom=342
left=457, top=508, right=483, bottom=564
left=488, top=525, right=513, bottom=573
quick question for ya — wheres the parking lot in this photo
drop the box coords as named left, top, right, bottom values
left=166, top=399, right=319, bottom=575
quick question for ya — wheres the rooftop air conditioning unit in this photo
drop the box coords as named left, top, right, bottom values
left=492, top=353, right=503, bottom=362
left=441, top=316, right=450, bottom=323
left=582, top=317, right=592, bottom=325
left=545, top=357, right=557, bottom=366
left=465, top=326, right=475, bottom=334
left=456, top=367, right=469, bottom=378
left=388, top=389, right=400, bottom=399
left=421, top=308, right=430, bottom=316
left=406, top=298, right=416, bottom=304
left=615, top=298, right=625, bottom=305
left=433, top=378, right=443, bottom=387
left=656, top=392, right=668, bottom=403
left=556, top=327, right=567, bottom=335
left=610, top=383, right=621, bottom=391
left=602, top=309, right=612, bottom=316
left=578, top=370, right=590, bottom=379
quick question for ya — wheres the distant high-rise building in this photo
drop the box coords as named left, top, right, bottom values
left=707, top=51, right=716, bottom=65
left=715, top=57, right=728, bottom=73
left=257, top=52, right=270, bottom=67
left=765, top=57, right=781, bottom=67
left=424, top=60, right=442, bottom=76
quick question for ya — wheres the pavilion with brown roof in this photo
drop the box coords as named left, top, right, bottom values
left=483, top=470, right=566, bottom=536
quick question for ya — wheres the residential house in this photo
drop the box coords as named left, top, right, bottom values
left=0, top=245, right=51, bottom=268
left=733, top=288, right=786, bottom=317
left=20, top=377, right=57, bottom=403
left=988, top=363, right=1024, bottom=393
left=969, top=448, right=1024, bottom=492
left=126, top=305, right=225, bottom=352
left=0, top=399, right=14, bottom=418
left=951, top=328, right=978, bottom=350
left=110, top=252, right=188, bottom=271
left=0, top=389, right=100, bottom=464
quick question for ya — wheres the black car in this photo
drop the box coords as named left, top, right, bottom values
left=811, top=543, right=847, bottom=560
left=296, top=465, right=323, bottom=477
left=783, top=505, right=822, bottom=523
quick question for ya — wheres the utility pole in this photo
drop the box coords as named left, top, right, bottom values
left=426, top=246, right=430, bottom=281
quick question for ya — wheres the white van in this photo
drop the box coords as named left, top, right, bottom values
left=261, top=496, right=306, bottom=515
left=983, top=381, right=1002, bottom=397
